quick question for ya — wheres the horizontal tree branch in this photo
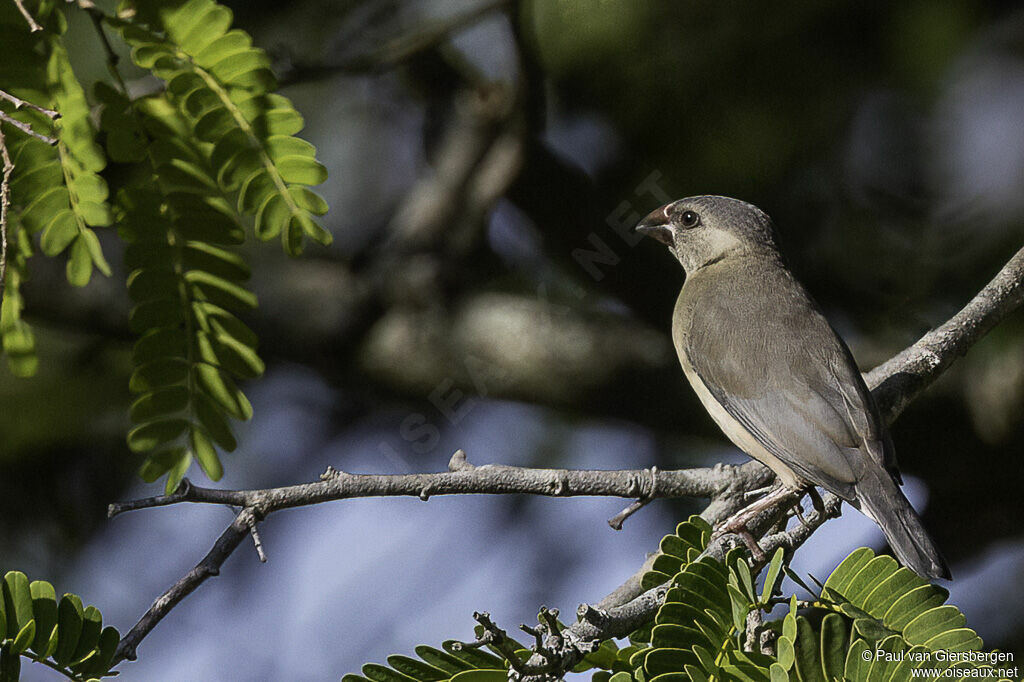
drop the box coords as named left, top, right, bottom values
left=109, top=451, right=767, bottom=519
left=109, top=453, right=771, bottom=665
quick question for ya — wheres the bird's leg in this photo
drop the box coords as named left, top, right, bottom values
left=791, top=500, right=807, bottom=526
left=715, top=484, right=799, bottom=533
left=807, top=487, right=825, bottom=513
left=713, top=485, right=803, bottom=559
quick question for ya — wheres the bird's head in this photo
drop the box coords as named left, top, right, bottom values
left=635, top=195, right=781, bottom=273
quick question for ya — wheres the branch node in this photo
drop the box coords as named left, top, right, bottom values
left=247, top=516, right=267, bottom=563
left=538, top=607, right=561, bottom=637
left=607, top=467, right=659, bottom=529
left=467, top=611, right=526, bottom=673
left=108, top=477, right=194, bottom=518
left=448, top=449, right=474, bottom=471
left=320, top=465, right=342, bottom=481
left=551, top=472, right=568, bottom=496
left=576, top=603, right=608, bottom=626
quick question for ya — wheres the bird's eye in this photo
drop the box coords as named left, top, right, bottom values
left=680, top=210, right=700, bottom=228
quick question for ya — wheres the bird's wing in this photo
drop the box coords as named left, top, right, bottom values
left=683, top=284, right=890, bottom=499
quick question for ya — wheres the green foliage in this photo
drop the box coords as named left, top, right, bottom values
left=343, top=639, right=509, bottom=682
left=799, top=547, right=1009, bottom=682
left=2, top=0, right=331, bottom=489
left=579, top=639, right=645, bottom=682
left=622, top=547, right=1013, bottom=682
left=634, top=548, right=776, bottom=681
left=109, top=89, right=263, bottom=492
left=573, top=515, right=713, bottom=678
left=0, top=571, right=118, bottom=681
left=0, top=227, right=36, bottom=378
left=4, top=5, right=112, bottom=286
left=0, top=0, right=111, bottom=376
left=112, top=0, right=331, bottom=256
left=640, top=515, right=715, bottom=592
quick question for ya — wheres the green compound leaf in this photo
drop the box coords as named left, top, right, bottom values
left=0, top=571, right=118, bottom=679
left=347, top=638, right=510, bottom=682
left=642, top=516, right=712, bottom=590
left=787, top=548, right=1011, bottom=682
left=115, top=0, right=332, bottom=256
left=107, top=85, right=263, bottom=491
left=0, top=5, right=114, bottom=373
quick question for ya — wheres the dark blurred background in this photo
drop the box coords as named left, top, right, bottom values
left=3, top=0, right=1024, bottom=679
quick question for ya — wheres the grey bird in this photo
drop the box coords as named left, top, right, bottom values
left=635, top=195, right=950, bottom=580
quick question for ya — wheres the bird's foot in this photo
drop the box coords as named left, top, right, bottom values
left=791, top=500, right=808, bottom=526
left=807, top=487, right=825, bottom=513
left=713, top=485, right=803, bottom=559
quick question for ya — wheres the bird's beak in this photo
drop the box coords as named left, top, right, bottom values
left=635, top=207, right=674, bottom=246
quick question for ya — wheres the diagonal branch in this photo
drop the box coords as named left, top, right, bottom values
left=514, top=492, right=844, bottom=681
left=866, top=245, right=1024, bottom=423
left=13, top=0, right=43, bottom=32
left=0, top=110, right=59, bottom=145
left=0, top=89, right=60, bottom=120
left=113, top=509, right=255, bottom=663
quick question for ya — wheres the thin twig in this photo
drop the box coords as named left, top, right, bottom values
left=0, top=111, right=59, bottom=145
left=607, top=466, right=659, bottom=530
left=13, top=0, right=43, bottom=32
left=107, top=478, right=195, bottom=517
left=0, top=90, right=60, bottom=119
left=113, top=508, right=255, bottom=663
left=247, top=518, right=267, bottom=563
left=454, top=612, right=526, bottom=673
left=0, top=128, right=12, bottom=295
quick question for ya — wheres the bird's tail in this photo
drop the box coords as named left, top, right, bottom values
left=854, top=470, right=951, bottom=581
